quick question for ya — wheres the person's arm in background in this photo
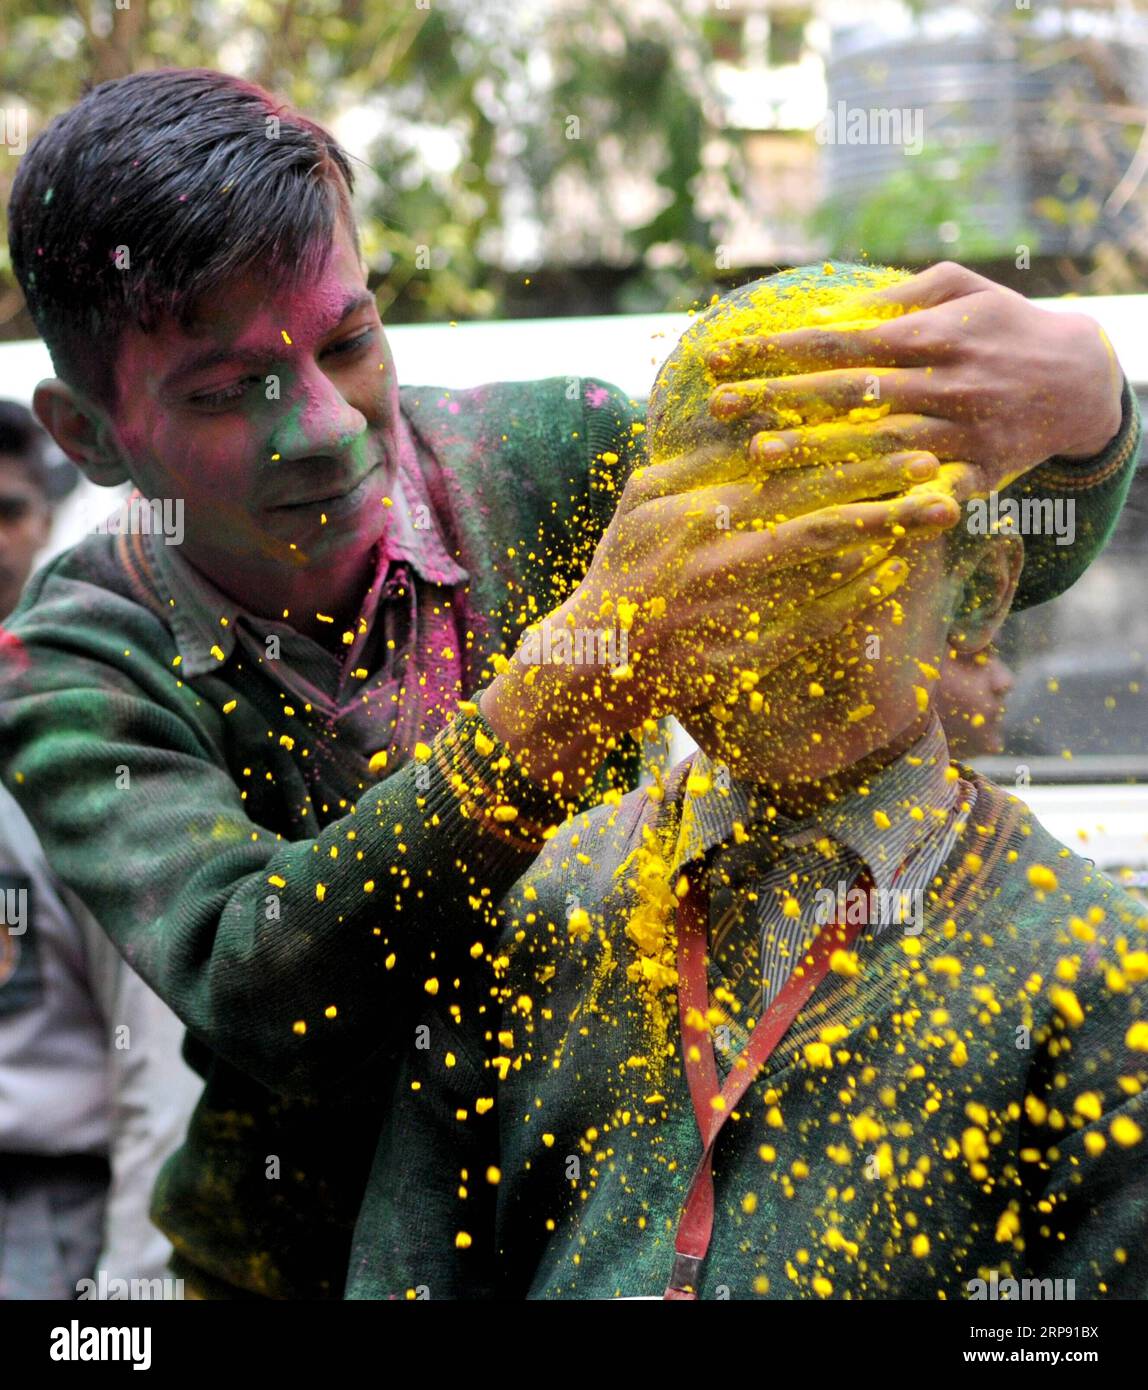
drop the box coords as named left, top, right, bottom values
left=73, top=888, right=202, bottom=1292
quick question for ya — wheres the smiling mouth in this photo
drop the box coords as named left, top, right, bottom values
left=268, top=458, right=386, bottom=512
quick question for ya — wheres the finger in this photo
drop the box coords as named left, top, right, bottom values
left=904, top=459, right=1034, bottom=507
left=647, top=453, right=941, bottom=540
left=705, top=267, right=1017, bottom=381
left=709, top=367, right=907, bottom=426
left=749, top=414, right=967, bottom=468
left=691, top=492, right=960, bottom=584
left=683, top=451, right=943, bottom=525
left=805, top=262, right=988, bottom=319
left=705, top=284, right=1010, bottom=378
left=919, top=458, right=1027, bottom=500
left=686, top=542, right=890, bottom=617
left=705, top=309, right=956, bottom=377
left=905, top=461, right=981, bottom=505
left=634, top=420, right=943, bottom=505
left=707, top=364, right=997, bottom=430
left=677, top=549, right=907, bottom=679
left=681, top=542, right=895, bottom=651
left=749, top=557, right=909, bottom=665
left=800, top=544, right=892, bottom=592
left=627, top=439, right=750, bottom=502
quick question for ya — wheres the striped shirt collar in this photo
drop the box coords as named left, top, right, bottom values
left=145, top=412, right=467, bottom=678
left=672, top=715, right=960, bottom=894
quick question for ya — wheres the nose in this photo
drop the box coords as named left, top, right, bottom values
left=267, top=365, right=369, bottom=464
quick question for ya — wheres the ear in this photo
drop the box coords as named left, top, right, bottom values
left=32, top=379, right=130, bottom=487
left=947, top=534, right=1024, bottom=656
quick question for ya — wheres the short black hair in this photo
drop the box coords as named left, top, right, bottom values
left=0, top=399, right=49, bottom=495
left=0, top=399, right=77, bottom=502
left=8, top=68, right=358, bottom=412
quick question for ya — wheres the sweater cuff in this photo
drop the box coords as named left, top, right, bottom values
left=424, top=703, right=573, bottom=856
left=1033, top=376, right=1141, bottom=493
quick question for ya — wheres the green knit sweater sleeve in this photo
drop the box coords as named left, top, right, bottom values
left=0, top=552, right=575, bottom=1101
left=1008, top=376, right=1141, bottom=610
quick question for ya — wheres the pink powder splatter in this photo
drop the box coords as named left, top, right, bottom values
left=0, top=627, right=30, bottom=675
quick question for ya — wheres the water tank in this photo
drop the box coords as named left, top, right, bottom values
left=822, top=20, right=1148, bottom=259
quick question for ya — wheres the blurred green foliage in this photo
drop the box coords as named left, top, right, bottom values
left=0, top=0, right=738, bottom=335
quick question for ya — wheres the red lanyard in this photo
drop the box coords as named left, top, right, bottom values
left=664, top=861, right=867, bottom=1300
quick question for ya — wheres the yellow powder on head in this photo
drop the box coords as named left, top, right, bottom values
left=647, top=262, right=911, bottom=465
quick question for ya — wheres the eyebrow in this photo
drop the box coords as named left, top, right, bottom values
left=162, top=290, right=377, bottom=392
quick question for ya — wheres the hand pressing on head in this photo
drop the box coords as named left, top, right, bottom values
left=705, top=261, right=1123, bottom=501
left=480, top=432, right=961, bottom=795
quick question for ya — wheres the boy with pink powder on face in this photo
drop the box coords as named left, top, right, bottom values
left=0, top=68, right=1138, bottom=1298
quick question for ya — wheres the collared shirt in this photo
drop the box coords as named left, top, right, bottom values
left=670, top=716, right=976, bottom=1058
left=145, top=415, right=469, bottom=766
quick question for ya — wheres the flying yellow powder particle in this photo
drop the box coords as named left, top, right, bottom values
left=1049, top=987, right=1084, bottom=1027
left=1028, top=865, right=1058, bottom=893
left=1110, top=1116, right=1143, bottom=1147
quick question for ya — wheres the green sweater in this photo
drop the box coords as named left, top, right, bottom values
left=0, top=375, right=1140, bottom=1299
left=348, top=772, right=1148, bottom=1301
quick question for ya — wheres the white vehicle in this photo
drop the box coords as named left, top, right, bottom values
left=3, top=292, right=1145, bottom=887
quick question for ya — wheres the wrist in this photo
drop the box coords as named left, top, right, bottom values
left=1054, top=325, right=1124, bottom=461
left=1056, top=410, right=1122, bottom=462
left=479, top=601, right=649, bottom=794
left=429, top=704, right=571, bottom=853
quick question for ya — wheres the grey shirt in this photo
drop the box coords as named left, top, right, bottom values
left=0, top=783, right=202, bottom=1283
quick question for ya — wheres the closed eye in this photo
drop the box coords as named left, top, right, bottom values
left=186, top=329, right=376, bottom=410
left=188, top=376, right=264, bottom=410
left=323, top=327, right=375, bottom=359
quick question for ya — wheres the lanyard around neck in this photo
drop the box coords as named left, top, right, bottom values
left=664, top=860, right=869, bottom=1300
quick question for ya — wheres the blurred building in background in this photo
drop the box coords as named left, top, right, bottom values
left=5, top=0, right=1148, bottom=334
left=701, top=0, right=1148, bottom=291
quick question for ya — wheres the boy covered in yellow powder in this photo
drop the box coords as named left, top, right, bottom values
left=348, top=265, right=1148, bottom=1301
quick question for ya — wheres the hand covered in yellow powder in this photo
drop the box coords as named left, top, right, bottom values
left=480, top=427, right=957, bottom=794
left=704, top=261, right=1123, bottom=495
